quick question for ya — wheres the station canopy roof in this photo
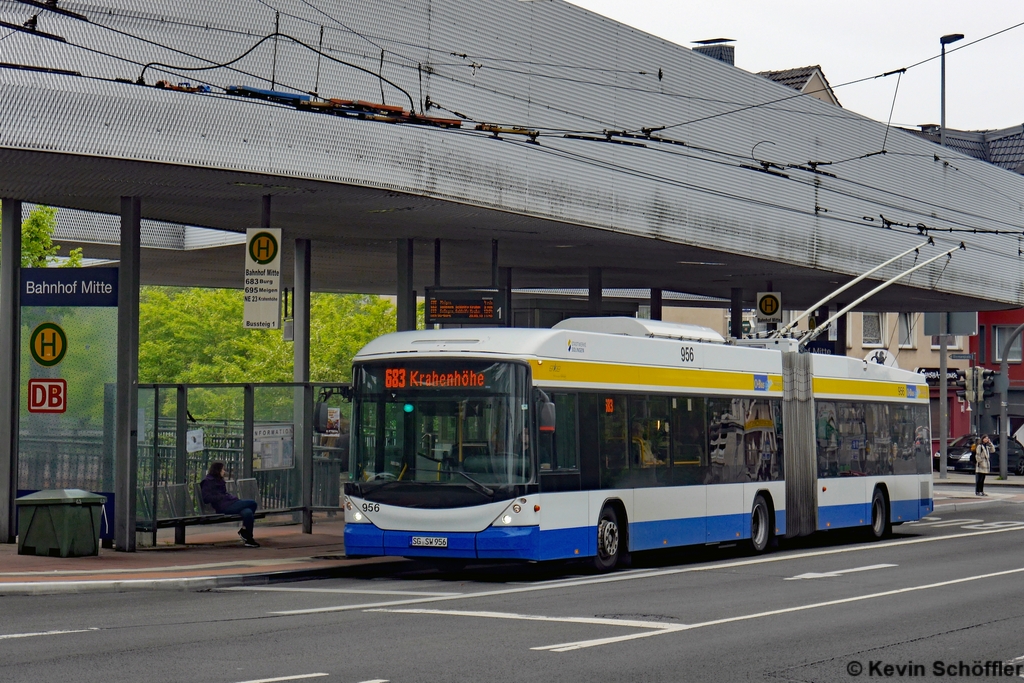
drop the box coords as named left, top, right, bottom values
left=2, top=0, right=1023, bottom=312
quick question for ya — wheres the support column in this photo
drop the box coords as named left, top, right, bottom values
left=294, top=239, right=311, bottom=383
left=501, top=267, right=513, bottom=327
left=293, top=238, right=312, bottom=533
left=174, top=385, right=187, bottom=545
left=397, top=239, right=414, bottom=332
left=115, top=197, right=141, bottom=552
left=588, top=267, right=602, bottom=316
left=0, top=200, right=21, bottom=543
left=434, top=238, right=441, bottom=287
left=730, top=288, right=743, bottom=339
left=650, top=289, right=663, bottom=321
left=491, top=239, right=499, bottom=288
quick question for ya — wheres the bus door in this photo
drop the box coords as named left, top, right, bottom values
left=705, top=398, right=745, bottom=542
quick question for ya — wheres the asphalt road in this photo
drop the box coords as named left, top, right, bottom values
left=4, top=492, right=1024, bottom=683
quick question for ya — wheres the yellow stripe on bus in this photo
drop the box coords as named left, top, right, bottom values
left=530, top=359, right=782, bottom=393
left=530, top=359, right=928, bottom=402
left=813, top=377, right=929, bottom=401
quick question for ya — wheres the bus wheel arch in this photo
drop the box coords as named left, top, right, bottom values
left=593, top=499, right=627, bottom=572
left=869, top=485, right=892, bottom=539
left=750, top=492, right=776, bottom=554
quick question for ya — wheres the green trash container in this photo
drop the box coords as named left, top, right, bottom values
left=16, top=489, right=106, bottom=557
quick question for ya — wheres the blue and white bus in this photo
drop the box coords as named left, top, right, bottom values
left=343, top=317, right=932, bottom=570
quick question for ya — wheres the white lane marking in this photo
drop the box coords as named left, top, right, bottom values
left=234, top=675, right=328, bottom=683
left=0, top=628, right=98, bottom=640
left=356, top=680, right=389, bottom=683
left=370, top=609, right=686, bottom=654
left=369, top=608, right=679, bottom=630
left=963, top=521, right=1024, bottom=530
left=534, top=627, right=688, bottom=652
left=269, top=525, right=1024, bottom=616
left=532, top=564, right=1024, bottom=652
left=919, top=518, right=983, bottom=528
left=784, top=563, right=897, bottom=580
left=226, top=587, right=460, bottom=597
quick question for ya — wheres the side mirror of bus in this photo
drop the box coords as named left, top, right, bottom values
left=539, top=401, right=556, bottom=433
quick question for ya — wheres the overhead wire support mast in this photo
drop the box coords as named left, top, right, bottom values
left=798, top=242, right=966, bottom=346
left=775, top=237, right=934, bottom=338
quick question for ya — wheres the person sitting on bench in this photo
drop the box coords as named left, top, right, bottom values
left=200, top=462, right=260, bottom=547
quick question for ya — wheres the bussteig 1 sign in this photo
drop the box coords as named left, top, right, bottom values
left=244, top=228, right=281, bottom=329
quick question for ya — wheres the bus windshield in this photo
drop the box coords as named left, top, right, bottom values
left=351, top=360, right=532, bottom=498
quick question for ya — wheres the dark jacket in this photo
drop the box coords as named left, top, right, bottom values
left=200, top=474, right=238, bottom=513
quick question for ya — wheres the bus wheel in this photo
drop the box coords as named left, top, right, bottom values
left=593, top=506, right=621, bottom=572
left=750, top=495, right=773, bottom=554
left=869, top=488, right=891, bottom=540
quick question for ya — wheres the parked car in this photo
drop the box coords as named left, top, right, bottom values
left=934, top=435, right=1024, bottom=474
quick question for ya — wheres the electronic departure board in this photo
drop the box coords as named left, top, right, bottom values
left=424, top=287, right=506, bottom=325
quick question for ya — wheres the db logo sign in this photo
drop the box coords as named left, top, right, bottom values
left=28, top=378, right=67, bottom=414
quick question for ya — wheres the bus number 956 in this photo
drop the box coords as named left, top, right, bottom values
left=362, top=502, right=380, bottom=513
left=680, top=346, right=695, bottom=363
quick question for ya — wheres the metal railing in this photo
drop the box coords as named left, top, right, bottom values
left=136, top=382, right=350, bottom=544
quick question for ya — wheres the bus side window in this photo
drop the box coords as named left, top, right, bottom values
left=539, top=393, right=579, bottom=471
left=670, top=395, right=707, bottom=485
left=599, top=394, right=628, bottom=484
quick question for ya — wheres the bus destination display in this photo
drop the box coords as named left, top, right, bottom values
left=425, top=287, right=505, bottom=325
left=383, top=367, right=487, bottom=389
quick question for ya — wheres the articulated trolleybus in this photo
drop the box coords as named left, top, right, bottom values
left=343, top=317, right=932, bottom=570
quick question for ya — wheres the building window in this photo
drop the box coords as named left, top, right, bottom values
left=979, top=326, right=986, bottom=364
left=862, top=312, right=883, bottom=346
left=898, top=313, right=915, bottom=349
left=993, top=326, right=1023, bottom=363
left=930, top=335, right=960, bottom=351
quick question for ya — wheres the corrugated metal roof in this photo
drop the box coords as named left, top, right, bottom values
left=0, top=0, right=1021, bottom=308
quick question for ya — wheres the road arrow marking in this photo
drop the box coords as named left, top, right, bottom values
left=784, top=564, right=897, bottom=580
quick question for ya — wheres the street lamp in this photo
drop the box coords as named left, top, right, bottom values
left=940, top=33, right=964, bottom=147
left=936, top=32, right=963, bottom=480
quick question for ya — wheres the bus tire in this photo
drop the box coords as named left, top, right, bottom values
left=749, top=494, right=773, bottom=554
left=593, top=505, right=622, bottom=572
left=868, top=487, right=891, bottom=540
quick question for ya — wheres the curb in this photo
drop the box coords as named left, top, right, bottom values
left=933, top=500, right=1003, bottom=512
left=0, top=557, right=409, bottom=596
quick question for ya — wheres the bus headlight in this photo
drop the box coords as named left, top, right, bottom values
left=354, top=511, right=364, bottom=522
left=502, top=515, right=512, bottom=524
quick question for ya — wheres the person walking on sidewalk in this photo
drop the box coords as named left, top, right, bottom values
left=200, top=462, right=260, bottom=547
left=975, top=434, right=993, bottom=497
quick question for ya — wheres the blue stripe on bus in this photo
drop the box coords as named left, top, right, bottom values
left=629, top=517, right=708, bottom=550
left=344, top=524, right=384, bottom=556
left=477, top=526, right=539, bottom=559
left=346, top=500, right=925, bottom=560
left=817, top=499, right=932, bottom=531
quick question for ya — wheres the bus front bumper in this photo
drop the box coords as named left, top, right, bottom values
left=345, top=523, right=541, bottom=560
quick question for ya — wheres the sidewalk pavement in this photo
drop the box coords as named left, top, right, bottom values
left=0, top=512, right=404, bottom=596
left=2, top=474, right=1021, bottom=596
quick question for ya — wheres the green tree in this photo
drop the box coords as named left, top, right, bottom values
left=0, top=203, right=83, bottom=267
left=139, top=287, right=396, bottom=384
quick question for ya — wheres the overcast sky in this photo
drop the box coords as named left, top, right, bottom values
left=566, top=1, right=1024, bottom=131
